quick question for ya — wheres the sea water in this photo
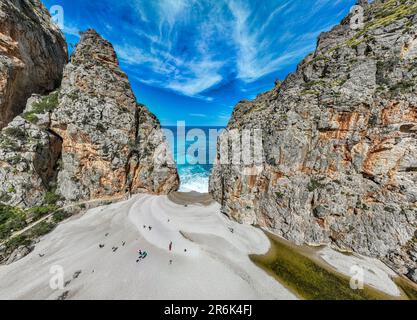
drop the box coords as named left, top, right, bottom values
left=163, top=126, right=225, bottom=193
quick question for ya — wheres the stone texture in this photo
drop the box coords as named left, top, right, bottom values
left=0, top=115, right=61, bottom=207
left=6, top=245, right=33, bottom=264
left=0, top=29, right=179, bottom=208
left=50, top=30, right=179, bottom=203
left=0, top=0, right=68, bottom=129
left=210, top=0, right=417, bottom=282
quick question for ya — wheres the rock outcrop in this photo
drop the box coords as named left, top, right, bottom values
left=51, top=30, right=179, bottom=202
left=210, top=0, right=417, bottom=282
left=0, top=29, right=179, bottom=208
left=0, top=0, right=67, bottom=129
left=0, top=114, right=61, bottom=207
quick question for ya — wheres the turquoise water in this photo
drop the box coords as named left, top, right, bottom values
left=163, top=126, right=225, bottom=193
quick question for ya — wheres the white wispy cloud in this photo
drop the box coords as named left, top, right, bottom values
left=116, top=43, right=223, bottom=98
left=226, top=0, right=331, bottom=82
left=189, top=113, right=208, bottom=118
left=99, top=0, right=354, bottom=97
left=63, top=24, right=81, bottom=38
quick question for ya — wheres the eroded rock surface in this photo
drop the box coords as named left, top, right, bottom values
left=210, top=0, right=417, bottom=282
left=0, top=114, right=61, bottom=207
left=51, top=30, right=179, bottom=202
left=0, top=29, right=179, bottom=208
left=0, top=0, right=67, bottom=129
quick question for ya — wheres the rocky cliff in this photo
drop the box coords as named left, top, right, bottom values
left=0, top=0, right=67, bottom=129
left=0, top=27, right=178, bottom=208
left=51, top=30, right=179, bottom=202
left=210, top=0, right=417, bottom=282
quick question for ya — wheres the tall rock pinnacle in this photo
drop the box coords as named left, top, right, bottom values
left=1, top=28, right=179, bottom=208
left=0, top=0, right=68, bottom=129
left=50, top=29, right=179, bottom=202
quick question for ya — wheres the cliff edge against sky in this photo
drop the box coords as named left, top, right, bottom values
left=0, top=0, right=179, bottom=264
left=210, top=0, right=417, bottom=283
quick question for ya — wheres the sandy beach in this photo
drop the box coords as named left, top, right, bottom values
left=318, top=247, right=401, bottom=297
left=0, top=192, right=409, bottom=300
left=0, top=193, right=297, bottom=300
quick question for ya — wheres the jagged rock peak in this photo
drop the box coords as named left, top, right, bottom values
left=71, top=29, right=119, bottom=67
left=0, top=27, right=179, bottom=209
left=50, top=29, right=179, bottom=202
left=0, top=0, right=68, bottom=129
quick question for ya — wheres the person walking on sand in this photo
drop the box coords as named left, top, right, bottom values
left=169, top=241, right=173, bottom=252
left=136, top=249, right=142, bottom=263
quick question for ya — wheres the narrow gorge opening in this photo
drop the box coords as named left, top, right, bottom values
left=162, top=124, right=225, bottom=193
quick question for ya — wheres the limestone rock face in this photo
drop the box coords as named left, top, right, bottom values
left=0, top=29, right=179, bottom=209
left=50, top=30, right=179, bottom=202
left=0, top=0, right=68, bottom=129
left=210, top=0, right=417, bottom=282
left=0, top=115, right=62, bottom=207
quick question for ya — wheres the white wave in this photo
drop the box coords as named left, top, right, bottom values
left=179, top=177, right=209, bottom=193
left=178, top=166, right=210, bottom=193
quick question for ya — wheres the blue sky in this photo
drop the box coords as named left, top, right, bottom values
left=42, top=0, right=356, bottom=126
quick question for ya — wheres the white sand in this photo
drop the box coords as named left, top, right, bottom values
left=318, top=247, right=401, bottom=296
left=0, top=194, right=297, bottom=300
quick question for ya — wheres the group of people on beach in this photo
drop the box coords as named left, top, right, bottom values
left=135, top=216, right=191, bottom=265
left=136, top=250, right=148, bottom=263
left=136, top=241, right=187, bottom=265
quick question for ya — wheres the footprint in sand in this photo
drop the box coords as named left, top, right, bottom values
left=73, top=270, right=82, bottom=279
left=57, top=291, right=69, bottom=300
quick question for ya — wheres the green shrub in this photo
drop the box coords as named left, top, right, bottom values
left=308, top=179, right=325, bottom=192
left=384, top=206, right=395, bottom=213
left=44, top=191, right=61, bottom=206
left=52, top=210, right=71, bottom=223
left=275, top=192, right=284, bottom=199
left=3, top=127, right=26, bottom=140
left=31, top=92, right=59, bottom=114
left=0, top=193, right=12, bottom=203
left=0, top=205, right=27, bottom=240
left=22, top=92, right=60, bottom=123
left=4, top=234, right=32, bottom=253
left=22, top=112, right=39, bottom=124
left=30, top=221, right=56, bottom=238
left=96, top=123, right=107, bottom=133
left=303, top=80, right=326, bottom=88
left=300, top=89, right=320, bottom=96
left=390, top=80, right=415, bottom=93
left=0, top=136, right=19, bottom=151
left=28, top=205, right=56, bottom=220
left=7, top=155, right=24, bottom=165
